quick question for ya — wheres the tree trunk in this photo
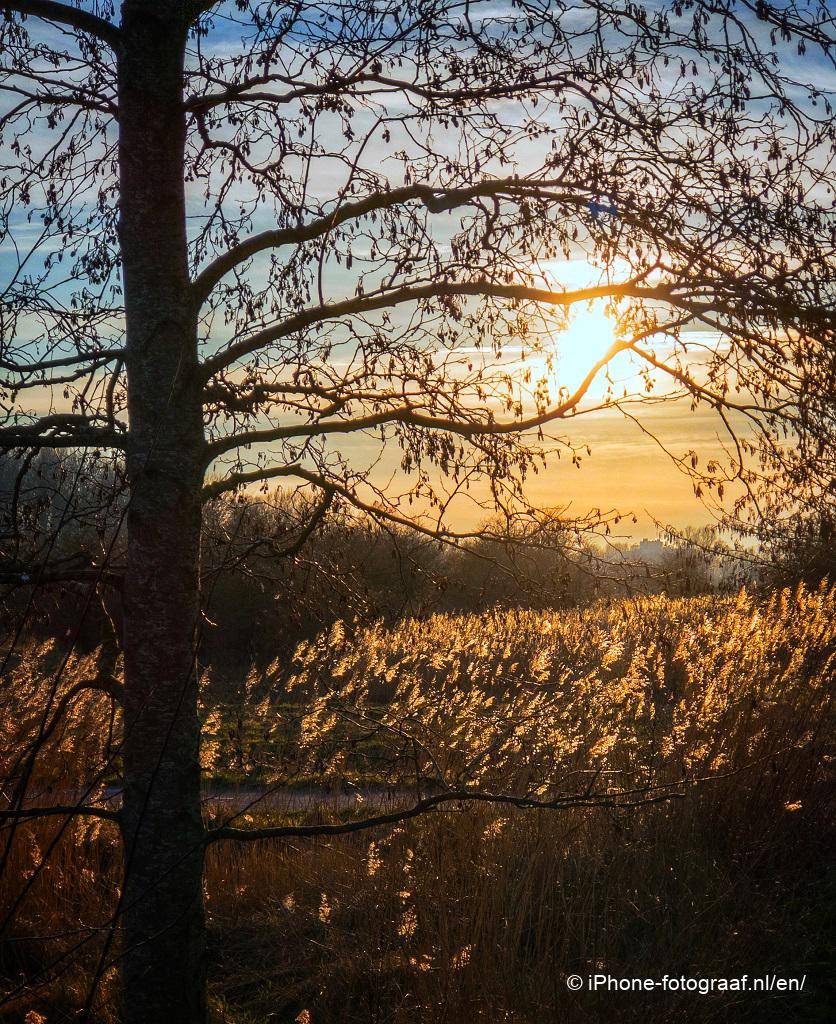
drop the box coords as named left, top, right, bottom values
left=117, top=4, right=207, bottom=1022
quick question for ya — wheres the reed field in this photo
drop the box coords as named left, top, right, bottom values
left=2, top=584, right=834, bottom=1022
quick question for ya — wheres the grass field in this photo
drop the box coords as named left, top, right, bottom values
left=2, top=585, right=834, bottom=1022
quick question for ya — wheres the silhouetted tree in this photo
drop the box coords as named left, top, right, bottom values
left=1, top=1, right=834, bottom=1020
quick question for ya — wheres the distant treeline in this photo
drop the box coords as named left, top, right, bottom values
left=1, top=450, right=831, bottom=683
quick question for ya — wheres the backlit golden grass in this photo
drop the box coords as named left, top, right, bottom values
left=2, top=585, right=835, bottom=1022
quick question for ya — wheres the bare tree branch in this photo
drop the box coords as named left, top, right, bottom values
left=1, top=0, right=120, bottom=48
left=0, top=415, right=126, bottom=451
left=206, top=786, right=684, bottom=843
left=0, top=804, right=119, bottom=823
left=201, top=279, right=661, bottom=381
left=191, top=179, right=593, bottom=305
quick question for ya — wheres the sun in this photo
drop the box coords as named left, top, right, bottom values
left=524, top=299, right=620, bottom=396
left=555, top=300, right=619, bottom=389
left=521, top=258, right=628, bottom=394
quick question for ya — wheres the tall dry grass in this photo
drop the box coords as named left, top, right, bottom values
left=2, top=585, right=834, bottom=1022
left=0, top=641, right=121, bottom=1020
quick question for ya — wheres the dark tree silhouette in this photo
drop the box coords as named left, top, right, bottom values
left=1, top=1, right=834, bottom=1021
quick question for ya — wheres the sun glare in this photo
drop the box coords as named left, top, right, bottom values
left=555, top=300, right=618, bottom=388
left=522, top=258, right=628, bottom=394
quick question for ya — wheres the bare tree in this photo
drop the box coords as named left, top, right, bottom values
left=1, top=1, right=834, bottom=1021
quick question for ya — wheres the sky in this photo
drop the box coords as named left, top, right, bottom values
left=182, top=3, right=830, bottom=538
left=3, top=1, right=833, bottom=540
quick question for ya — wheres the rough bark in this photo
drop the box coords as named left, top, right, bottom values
left=117, top=3, right=207, bottom=1022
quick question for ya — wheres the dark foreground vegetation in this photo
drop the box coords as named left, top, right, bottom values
left=5, top=449, right=833, bottom=706
left=2, top=586, right=834, bottom=1022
